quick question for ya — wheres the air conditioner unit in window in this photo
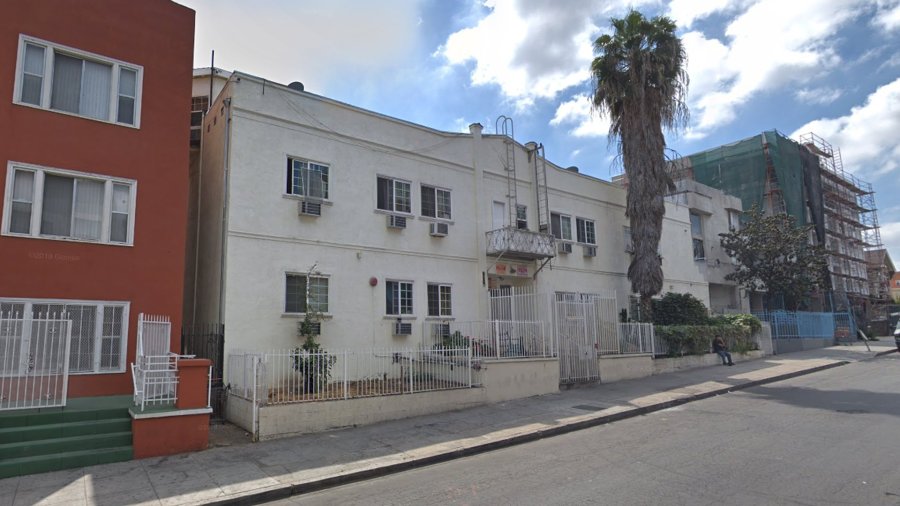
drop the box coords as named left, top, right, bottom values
left=303, top=321, right=322, bottom=336
left=429, top=222, right=449, bottom=237
left=298, top=200, right=322, bottom=217
left=387, top=215, right=407, bottom=229
left=583, top=245, right=597, bottom=257
left=558, top=242, right=572, bottom=254
left=393, top=321, right=413, bottom=336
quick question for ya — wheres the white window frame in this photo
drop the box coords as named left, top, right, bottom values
left=426, top=283, right=453, bottom=317
left=420, top=184, right=452, bottom=220
left=727, top=209, right=741, bottom=231
left=284, top=272, right=330, bottom=315
left=386, top=279, right=414, bottom=316
left=576, top=217, right=596, bottom=245
left=550, top=212, right=572, bottom=241
left=2, top=162, right=137, bottom=246
left=286, top=156, right=330, bottom=201
left=376, top=176, right=412, bottom=215
left=0, top=297, right=130, bottom=375
left=516, top=204, right=528, bottom=230
left=13, top=34, right=143, bottom=127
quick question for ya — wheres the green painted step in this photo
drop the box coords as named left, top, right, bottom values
left=0, top=431, right=132, bottom=459
left=0, top=418, right=131, bottom=444
left=0, top=407, right=130, bottom=429
left=0, top=445, right=133, bottom=480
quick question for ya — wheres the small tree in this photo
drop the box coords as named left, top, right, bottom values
left=719, top=205, right=828, bottom=310
left=292, top=264, right=335, bottom=394
left=652, top=292, right=710, bottom=325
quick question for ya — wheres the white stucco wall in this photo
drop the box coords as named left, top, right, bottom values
left=192, top=72, right=709, bottom=364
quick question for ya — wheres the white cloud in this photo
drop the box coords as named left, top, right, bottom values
left=176, top=0, right=421, bottom=92
left=794, top=87, right=843, bottom=105
left=880, top=221, right=900, bottom=263
left=791, top=77, right=900, bottom=178
left=667, top=0, right=746, bottom=28
left=549, top=94, right=611, bottom=137
left=438, top=0, right=653, bottom=110
left=874, top=0, right=900, bottom=30
left=683, top=0, right=869, bottom=138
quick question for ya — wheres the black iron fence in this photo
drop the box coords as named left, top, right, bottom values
left=181, top=323, right=225, bottom=420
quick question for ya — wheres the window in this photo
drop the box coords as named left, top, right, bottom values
left=516, top=204, right=527, bottom=230
left=285, top=274, right=329, bottom=314
left=386, top=280, right=413, bottom=316
left=421, top=185, right=451, bottom=219
left=0, top=298, right=128, bottom=374
left=286, top=157, right=329, bottom=200
left=550, top=212, right=572, bottom=241
left=727, top=209, right=741, bottom=231
left=377, top=177, right=411, bottom=214
left=427, top=283, right=452, bottom=317
left=689, top=212, right=703, bottom=236
left=3, top=163, right=136, bottom=245
left=15, top=35, right=142, bottom=126
left=689, top=212, right=704, bottom=260
left=190, top=96, right=208, bottom=146
left=693, top=238, right=705, bottom=260
left=576, top=217, right=596, bottom=245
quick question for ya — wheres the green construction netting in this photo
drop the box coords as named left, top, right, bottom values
left=764, top=131, right=807, bottom=226
left=687, top=130, right=811, bottom=227
left=687, top=133, right=768, bottom=213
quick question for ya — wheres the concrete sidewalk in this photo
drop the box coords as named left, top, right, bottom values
left=1, top=343, right=895, bottom=506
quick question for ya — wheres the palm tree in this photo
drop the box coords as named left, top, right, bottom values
left=590, top=10, right=688, bottom=320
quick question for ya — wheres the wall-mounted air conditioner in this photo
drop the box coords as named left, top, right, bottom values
left=387, top=215, right=407, bottom=229
left=298, top=201, right=322, bottom=217
left=558, top=242, right=572, bottom=254
left=393, top=321, right=412, bottom=335
left=583, top=245, right=597, bottom=257
left=429, top=222, right=449, bottom=237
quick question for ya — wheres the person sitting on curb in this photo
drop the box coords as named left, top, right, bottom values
left=713, top=335, right=735, bottom=366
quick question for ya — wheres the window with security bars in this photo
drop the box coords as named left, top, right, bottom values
left=190, top=96, right=208, bottom=146
left=286, top=157, right=329, bottom=200
left=4, top=164, right=135, bottom=245
left=427, top=283, right=452, bottom=317
left=0, top=299, right=128, bottom=374
left=550, top=212, right=572, bottom=241
left=516, top=204, right=528, bottom=230
left=421, top=185, right=451, bottom=219
left=377, top=176, right=411, bottom=213
left=15, top=35, right=141, bottom=126
left=285, top=274, right=329, bottom=314
left=576, top=217, right=596, bottom=245
left=386, top=280, right=413, bottom=316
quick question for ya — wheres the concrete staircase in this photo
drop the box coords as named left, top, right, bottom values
left=0, top=396, right=133, bottom=479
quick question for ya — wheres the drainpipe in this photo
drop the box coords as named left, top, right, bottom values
left=470, top=123, right=488, bottom=321
left=217, top=97, right=233, bottom=325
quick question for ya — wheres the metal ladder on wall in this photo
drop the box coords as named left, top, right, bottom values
left=496, top=115, right=518, bottom=228
left=532, top=143, right=550, bottom=233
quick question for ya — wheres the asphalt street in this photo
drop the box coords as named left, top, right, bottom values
left=272, top=353, right=900, bottom=506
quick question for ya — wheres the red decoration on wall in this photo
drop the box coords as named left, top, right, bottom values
left=369, top=277, right=378, bottom=286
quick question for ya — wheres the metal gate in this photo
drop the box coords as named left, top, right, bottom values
left=182, top=323, right=225, bottom=420
left=555, top=292, right=617, bottom=385
left=0, top=313, right=72, bottom=410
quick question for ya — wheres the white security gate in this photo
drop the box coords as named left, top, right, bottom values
left=0, top=313, right=73, bottom=410
left=555, top=292, right=617, bottom=384
left=132, top=313, right=177, bottom=410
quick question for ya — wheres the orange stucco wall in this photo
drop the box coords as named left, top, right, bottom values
left=132, top=413, right=210, bottom=459
left=0, top=0, right=195, bottom=397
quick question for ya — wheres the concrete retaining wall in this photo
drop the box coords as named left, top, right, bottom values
left=773, top=338, right=834, bottom=354
left=597, top=355, right=654, bottom=383
left=228, top=358, right=559, bottom=439
left=653, top=350, right=764, bottom=375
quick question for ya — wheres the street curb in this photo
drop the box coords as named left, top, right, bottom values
left=203, top=359, right=850, bottom=506
left=873, top=348, right=898, bottom=357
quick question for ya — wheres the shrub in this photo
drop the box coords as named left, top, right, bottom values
left=656, top=324, right=756, bottom=357
left=652, top=292, right=710, bottom=326
left=719, top=313, right=762, bottom=333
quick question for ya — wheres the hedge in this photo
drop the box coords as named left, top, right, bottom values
left=656, top=324, right=758, bottom=357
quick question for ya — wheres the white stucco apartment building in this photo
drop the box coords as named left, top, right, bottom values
left=186, top=70, right=710, bottom=360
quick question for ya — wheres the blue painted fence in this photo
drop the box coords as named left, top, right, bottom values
left=752, top=311, right=855, bottom=341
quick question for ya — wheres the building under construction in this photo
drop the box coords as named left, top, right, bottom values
left=673, top=130, right=883, bottom=319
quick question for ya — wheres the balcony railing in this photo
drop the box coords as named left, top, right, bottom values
left=486, top=227, right=556, bottom=260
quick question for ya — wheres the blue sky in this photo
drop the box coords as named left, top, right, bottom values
left=176, top=0, right=900, bottom=263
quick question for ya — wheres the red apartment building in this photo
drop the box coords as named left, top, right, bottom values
left=0, top=1, right=193, bottom=399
